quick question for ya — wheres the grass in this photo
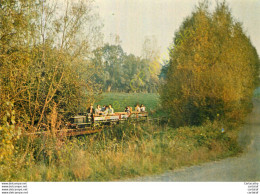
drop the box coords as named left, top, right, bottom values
left=0, top=120, right=241, bottom=181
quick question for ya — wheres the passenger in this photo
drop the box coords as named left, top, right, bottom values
left=135, top=104, right=141, bottom=112
left=108, top=104, right=114, bottom=114
left=128, top=106, right=132, bottom=113
left=87, top=104, right=95, bottom=114
left=95, top=105, right=102, bottom=115
left=87, top=104, right=95, bottom=123
left=140, top=104, right=146, bottom=112
left=103, top=106, right=109, bottom=115
left=125, top=106, right=130, bottom=114
left=101, top=105, right=106, bottom=112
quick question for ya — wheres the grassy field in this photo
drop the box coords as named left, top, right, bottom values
left=94, top=93, right=160, bottom=113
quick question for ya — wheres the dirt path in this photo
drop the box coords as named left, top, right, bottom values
left=132, top=100, right=260, bottom=181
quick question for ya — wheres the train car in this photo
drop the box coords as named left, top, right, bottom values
left=68, top=111, right=148, bottom=130
left=24, top=111, right=148, bottom=137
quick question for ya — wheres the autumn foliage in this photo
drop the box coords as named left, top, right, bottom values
left=160, top=2, right=260, bottom=127
left=0, top=0, right=102, bottom=126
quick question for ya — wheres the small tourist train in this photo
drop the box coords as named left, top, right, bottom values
left=64, top=104, right=148, bottom=136
left=68, top=111, right=148, bottom=129
left=26, top=105, right=148, bottom=137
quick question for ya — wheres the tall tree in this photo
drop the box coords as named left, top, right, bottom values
left=160, top=1, right=260, bottom=127
left=142, top=36, right=161, bottom=92
left=92, top=43, right=125, bottom=92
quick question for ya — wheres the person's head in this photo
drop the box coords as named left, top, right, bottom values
left=105, top=106, right=109, bottom=110
left=90, top=105, right=93, bottom=109
left=103, top=105, right=106, bottom=107
left=97, top=105, right=100, bottom=108
left=140, top=104, right=143, bottom=107
left=109, top=104, right=112, bottom=108
left=136, top=104, right=139, bottom=107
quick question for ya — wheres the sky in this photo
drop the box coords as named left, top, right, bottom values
left=95, top=0, right=260, bottom=60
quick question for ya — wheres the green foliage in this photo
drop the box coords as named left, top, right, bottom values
left=161, top=1, right=260, bottom=127
left=92, top=44, right=126, bottom=92
left=92, top=41, right=161, bottom=93
left=254, top=87, right=260, bottom=100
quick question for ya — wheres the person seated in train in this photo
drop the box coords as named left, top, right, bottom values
left=135, top=104, right=141, bottom=112
left=108, top=104, right=114, bottom=114
left=103, top=106, right=109, bottom=115
left=125, top=106, right=130, bottom=114
left=140, top=104, right=146, bottom=112
left=95, top=105, right=102, bottom=115
left=101, top=105, right=106, bottom=112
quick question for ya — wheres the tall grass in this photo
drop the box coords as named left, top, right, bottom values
left=0, top=120, right=241, bottom=181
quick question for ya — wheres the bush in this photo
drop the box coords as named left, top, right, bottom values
left=0, top=102, right=21, bottom=164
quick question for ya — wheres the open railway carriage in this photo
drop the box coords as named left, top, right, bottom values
left=68, top=111, right=148, bottom=130
left=25, top=111, right=148, bottom=137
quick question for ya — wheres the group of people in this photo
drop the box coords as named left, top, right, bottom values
left=125, top=104, right=145, bottom=113
left=87, top=104, right=114, bottom=116
left=87, top=103, right=146, bottom=116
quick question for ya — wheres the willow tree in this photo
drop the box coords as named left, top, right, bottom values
left=160, top=1, right=259, bottom=127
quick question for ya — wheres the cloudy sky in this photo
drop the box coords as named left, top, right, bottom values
left=95, top=0, right=260, bottom=59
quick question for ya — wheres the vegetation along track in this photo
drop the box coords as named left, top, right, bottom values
left=131, top=100, right=260, bottom=181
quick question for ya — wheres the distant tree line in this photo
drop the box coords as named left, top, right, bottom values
left=91, top=39, right=161, bottom=93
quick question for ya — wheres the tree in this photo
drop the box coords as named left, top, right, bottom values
left=160, top=1, right=260, bottom=127
left=0, top=0, right=103, bottom=127
left=142, top=36, right=161, bottom=92
left=92, top=43, right=125, bottom=92
left=92, top=42, right=160, bottom=93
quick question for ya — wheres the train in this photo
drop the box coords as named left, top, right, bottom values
left=24, top=111, right=148, bottom=137
left=68, top=111, right=148, bottom=128
left=64, top=111, right=149, bottom=136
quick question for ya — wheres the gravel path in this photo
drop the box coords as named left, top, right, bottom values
left=132, top=100, right=260, bottom=181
